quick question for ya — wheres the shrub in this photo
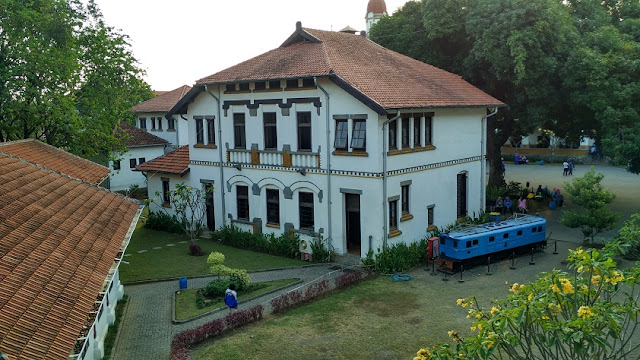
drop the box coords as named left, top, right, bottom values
left=270, top=289, right=304, bottom=313
left=304, top=280, right=329, bottom=299
left=373, top=238, right=428, bottom=274
left=145, top=211, right=183, bottom=233
left=189, top=244, right=203, bottom=256
left=215, top=225, right=313, bottom=260
left=195, top=290, right=205, bottom=309
left=202, top=280, right=228, bottom=299
left=335, top=270, right=363, bottom=288
left=309, top=237, right=332, bottom=263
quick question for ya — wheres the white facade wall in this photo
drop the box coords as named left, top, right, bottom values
left=151, top=78, right=485, bottom=257
left=136, top=111, right=189, bottom=148
left=109, top=146, right=165, bottom=192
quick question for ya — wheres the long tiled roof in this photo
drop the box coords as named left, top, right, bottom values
left=194, top=25, right=504, bottom=110
left=136, top=146, right=189, bottom=176
left=117, top=121, right=168, bottom=148
left=0, top=139, right=110, bottom=185
left=0, top=153, right=142, bottom=360
left=132, top=85, right=191, bottom=113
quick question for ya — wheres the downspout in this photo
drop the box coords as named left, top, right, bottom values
left=481, top=107, right=499, bottom=212
left=314, top=77, right=332, bottom=251
left=382, top=110, right=401, bottom=249
left=205, top=85, right=227, bottom=226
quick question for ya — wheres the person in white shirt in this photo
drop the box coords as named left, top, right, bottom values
left=563, top=160, right=569, bottom=176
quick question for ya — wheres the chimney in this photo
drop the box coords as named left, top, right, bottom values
left=296, top=21, right=302, bottom=31
left=360, top=30, right=367, bottom=37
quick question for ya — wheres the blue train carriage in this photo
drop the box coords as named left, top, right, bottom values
left=438, top=214, right=547, bottom=268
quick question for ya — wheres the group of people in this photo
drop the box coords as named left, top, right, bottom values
left=514, top=153, right=528, bottom=165
left=562, top=158, right=575, bottom=176
left=494, top=196, right=529, bottom=215
left=495, top=186, right=564, bottom=215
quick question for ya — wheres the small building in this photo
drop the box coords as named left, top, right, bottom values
left=0, top=139, right=143, bottom=360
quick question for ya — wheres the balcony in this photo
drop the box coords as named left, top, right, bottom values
left=226, top=144, right=321, bottom=169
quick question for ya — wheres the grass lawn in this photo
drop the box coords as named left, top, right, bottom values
left=191, top=275, right=474, bottom=360
left=175, top=278, right=300, bottom=321
left=120, top=228, right=307, bottom=283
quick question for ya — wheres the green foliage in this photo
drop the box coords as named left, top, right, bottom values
left=213, top=225, right=305, bottom=260
left=0, top=0, right=153, bottom=160
left=309, top=236, right=332, bottom=263
left=560, top=167, right=620, bottom=242
left=202, top=279, right=228, bottom=299
left=102, top=294, right=128, bottom=360
left=485, top=186, right=507, bottom=201
left=144, top=211, right=183, bottom=233
left=416, top=243, right=640, bottom=360
left=371, top=238, right=429, bottom=274
left=206, top=252, right=251, bottom=289
left=619, top=214, right=640, bottom=260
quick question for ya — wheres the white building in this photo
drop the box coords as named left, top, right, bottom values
left=365, top=0, right=387, bottom=35
left=156, top=23, right=503, bottom=257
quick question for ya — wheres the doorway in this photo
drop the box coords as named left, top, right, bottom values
left=345, top=193, right=361, bottom=254
left=205, top=183, right=215, bottom=230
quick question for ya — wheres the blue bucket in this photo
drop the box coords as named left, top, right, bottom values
left=179, top=277, right=187, bottom=290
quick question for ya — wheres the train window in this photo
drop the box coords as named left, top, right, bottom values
left=517, top=230, right=523, bottom=236
left=532, top=227, right=537, bottom=232
left=453, top=241, right=458, bottom=248
left=473, top=239, right=478, bottom=245
left=538, top=226, right=543, bottom=232
left=503, top=233, right=509, bottom=239
left=466, top=241, right=471, bottom=248
left=489, top=236, right=495, bottom=242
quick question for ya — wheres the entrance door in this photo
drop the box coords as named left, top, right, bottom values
left=345, top=193, right=361, bottom=254
left=457, top=172, right=467, bottom=218
left=205, top=184, right=215, bottom=230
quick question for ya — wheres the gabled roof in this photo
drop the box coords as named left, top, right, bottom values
left=132, top=85, right=191, bottom=113
left=117, top=121, right=169, bottom=148
left=188, top=24, right=504, bottom=115
left=0, top=153, right=142, bottom=360
left=0, top=139, right=110, bottom=185
left=135, top=146, right=189, bottom=176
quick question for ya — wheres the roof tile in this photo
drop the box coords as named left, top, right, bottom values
left=116, top=121, right=168, bottom=148
left=132, top=85, right=191, bottom=113
left=135, top=146, right=189, bottom=175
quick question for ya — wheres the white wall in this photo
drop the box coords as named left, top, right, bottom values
left=109, top=146, right=165, bottom=192
left=136, top=111, right=189, bottom=147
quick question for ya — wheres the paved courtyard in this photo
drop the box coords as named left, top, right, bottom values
left=112, top=163, right=639, bottom=360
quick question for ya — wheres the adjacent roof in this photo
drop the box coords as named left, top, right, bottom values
left=191, top=24, right=504, bottom=114
left=367, top=0, right=387, bottom=14
left=117, top=121, right=169, bottom=148
left=0, top=152, right=142, bottom=360
left=0, top=139, right=110, bottom=185
left=135, top=146, right=189, bottom=176
left=132, top=85, right=191, bottom=113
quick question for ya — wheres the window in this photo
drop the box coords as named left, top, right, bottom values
left=299, top=192, right=314, bottom=230
left=427, top=206, right=434, bottom=227
left=401, top=185, right=410, bottom=214
left=263, top=112, right=277, bottom=149
left=195, top=118, right=204, bottom=144
left=113, top=160, right=120, bottom=171
left=139, top=157, right=145, bottom=164
left=538, top=226, right=543, bottom=232
left=266, top=189, right=280, bottom=225
left=425, top=115, right=433, bottom=145
left=532, top=227, right=537, bottom=232
left=413, top=116, right=421, bottom=147
left=286, top=79, right=299, bottom=88
left=401, top=117, right=410, bottom=148
left=388, top=119, right=397, bottom=150
left=150, top=117, right=156, bottom=130
left=457, top=172, right=467, bottom=217
left=489, top=236, right=495, bottom=242
left=233, top=113, right=246, bottom=149
left=168, top=118, right=175, bottom=130
left=503, top=233, right=509, bottom=239
left=236, top=185, right=249, bottom=221
left=517, top=230, right=523, bottom=235
left=225, top=84, right=236, bottom=92
left=473, top=239, right=478, bottom=245
left=302, top=78, right=315, bottom=87
left=297, top=112, right=312, bottom=151
left=466, top=241, right=472, bottom=248
left=238, top=83, right=250, bottom=91
left=157, top=117, right=162, bottom=130
left=207, top=119, right=215, bottom=145
left=389, top=200, right=398, bottom=230
left=351, top=120, right=366, bottom=150
left=334, top=119, right=348, bottom=149
left=129, top=159, right=136, bottom=168
left=268, top=80, right=281, bottom=90
left=162, top=180, right=170, bottom=204
left=139, top=117, right=146, bottom=130
left=254, top=81, right=266, bottom=91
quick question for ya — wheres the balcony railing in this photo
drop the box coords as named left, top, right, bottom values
left=226, top=144, right=321, bottom=169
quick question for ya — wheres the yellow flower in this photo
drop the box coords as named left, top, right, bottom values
left=477, top=323, right=483, bottom=330
left=417, top=348, right=430, bottom=356
left=528, top=293, right=533, bottom=301
left=542, top=316, right=550, bottom=320
left=592, top=275, right=601, bottom=286
left=459, top=353, right=465, bottom=359
left=413, top=357, right=422, bottom=360
left=487, top=341, right=495, bottom=349
left=575, top=249, right=584, bottom=256
left=577, top=266, right=584, bottom=273
left=457, top=298, right=464, bottom=305
left=510, top=283, right=520, bottom=293
left=448, top=330, right=458, bottom=337
left=562, top=280, right=574, bottom=294
left=475, top=313, right=482, bottom=319
left=491, top=306, right=499, bottom=315
left=471, top=325, right=477, bottom=331
left=578, top=306, right=594, bottom=318
left=551, top=284, right=560, bottom=292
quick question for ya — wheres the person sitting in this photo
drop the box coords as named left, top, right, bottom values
left=518, top=196, right=528, bottom=213
left=495, top=196, right=504, bottom=214
left=554, top=190, right=564, bottom=207
left=535, top=185, right=543, bottom=200
left=503, top=196, right=513, bottom=215
left=520, top=155, right=528, bottom=165
left=514, top=153, right=520, bottom=165
left=542, top=186, right=550, bottom=198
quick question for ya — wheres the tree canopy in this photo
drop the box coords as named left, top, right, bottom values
left=0, top=0, right=153, bottom=160
left=370, top=0, right=640, bottom=179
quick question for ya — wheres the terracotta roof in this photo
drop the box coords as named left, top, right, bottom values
left=132, top=85, right=191, bottom=113
left=117, top=121, right=169, bottom=148
left=0, top=153, right=142, bottom=360
left=0, top=139, right=110, bottom=185
left=367, top=0, right=387, bottom=14
left=135, top=146, right=189, bottom=176
left=194, top=26, right=504, bottom=112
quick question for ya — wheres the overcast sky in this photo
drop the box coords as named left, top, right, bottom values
left=93, top=0, right=411, bottom=91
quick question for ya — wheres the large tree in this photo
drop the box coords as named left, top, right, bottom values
left=0, top=0, right=153, bottom=160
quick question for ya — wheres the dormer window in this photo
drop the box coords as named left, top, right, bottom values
left=254, top=81, right=266, bottom=91
left=225, top=84, right=236, bottom=92
left=286, top=79, right=299, bottom=89
left=268, top=80, right=281, bottom=90
left=238, top=83, right=250, bottom=91
left=302, top=78, right=315, bottom=88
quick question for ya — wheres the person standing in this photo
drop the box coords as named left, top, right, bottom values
left=562, top=160, right=569, bottom=176
left=568, top=158, right=574, bottom=175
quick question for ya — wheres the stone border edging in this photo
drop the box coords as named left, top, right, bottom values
left=121, top=263, right=329, bottom=286
left=171, top=279, right=304, bottom=324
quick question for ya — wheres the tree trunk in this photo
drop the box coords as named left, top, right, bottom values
left=487, top=115, right=509, bottom=187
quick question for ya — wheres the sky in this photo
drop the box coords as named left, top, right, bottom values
left=93, top=0, right=411, bottom=91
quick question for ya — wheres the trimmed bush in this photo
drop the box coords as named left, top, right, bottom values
left=335, top=270, right=363, bottom=288
left=213, top=225, right=306, bottom=260
left=202, top=279, right=228, bottom=299
left=189, top=244, right=203, bottom=256
left=144, top=211, right=183, bottom=233
left=373, top=239, right=428, bottom=274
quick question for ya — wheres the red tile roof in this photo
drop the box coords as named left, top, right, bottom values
left=132, top=85, right=191, bottom=113
left=135, top=146, right=189, bottom=176
left=367, top=0, right=387, bottom=14
left=0, top=139, right=110, bottom=185
left=195, top=26, right=504, bottom=111
left=0, top=153, right=142, bottom=360
left=117, top=121, right=169, bottom=148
